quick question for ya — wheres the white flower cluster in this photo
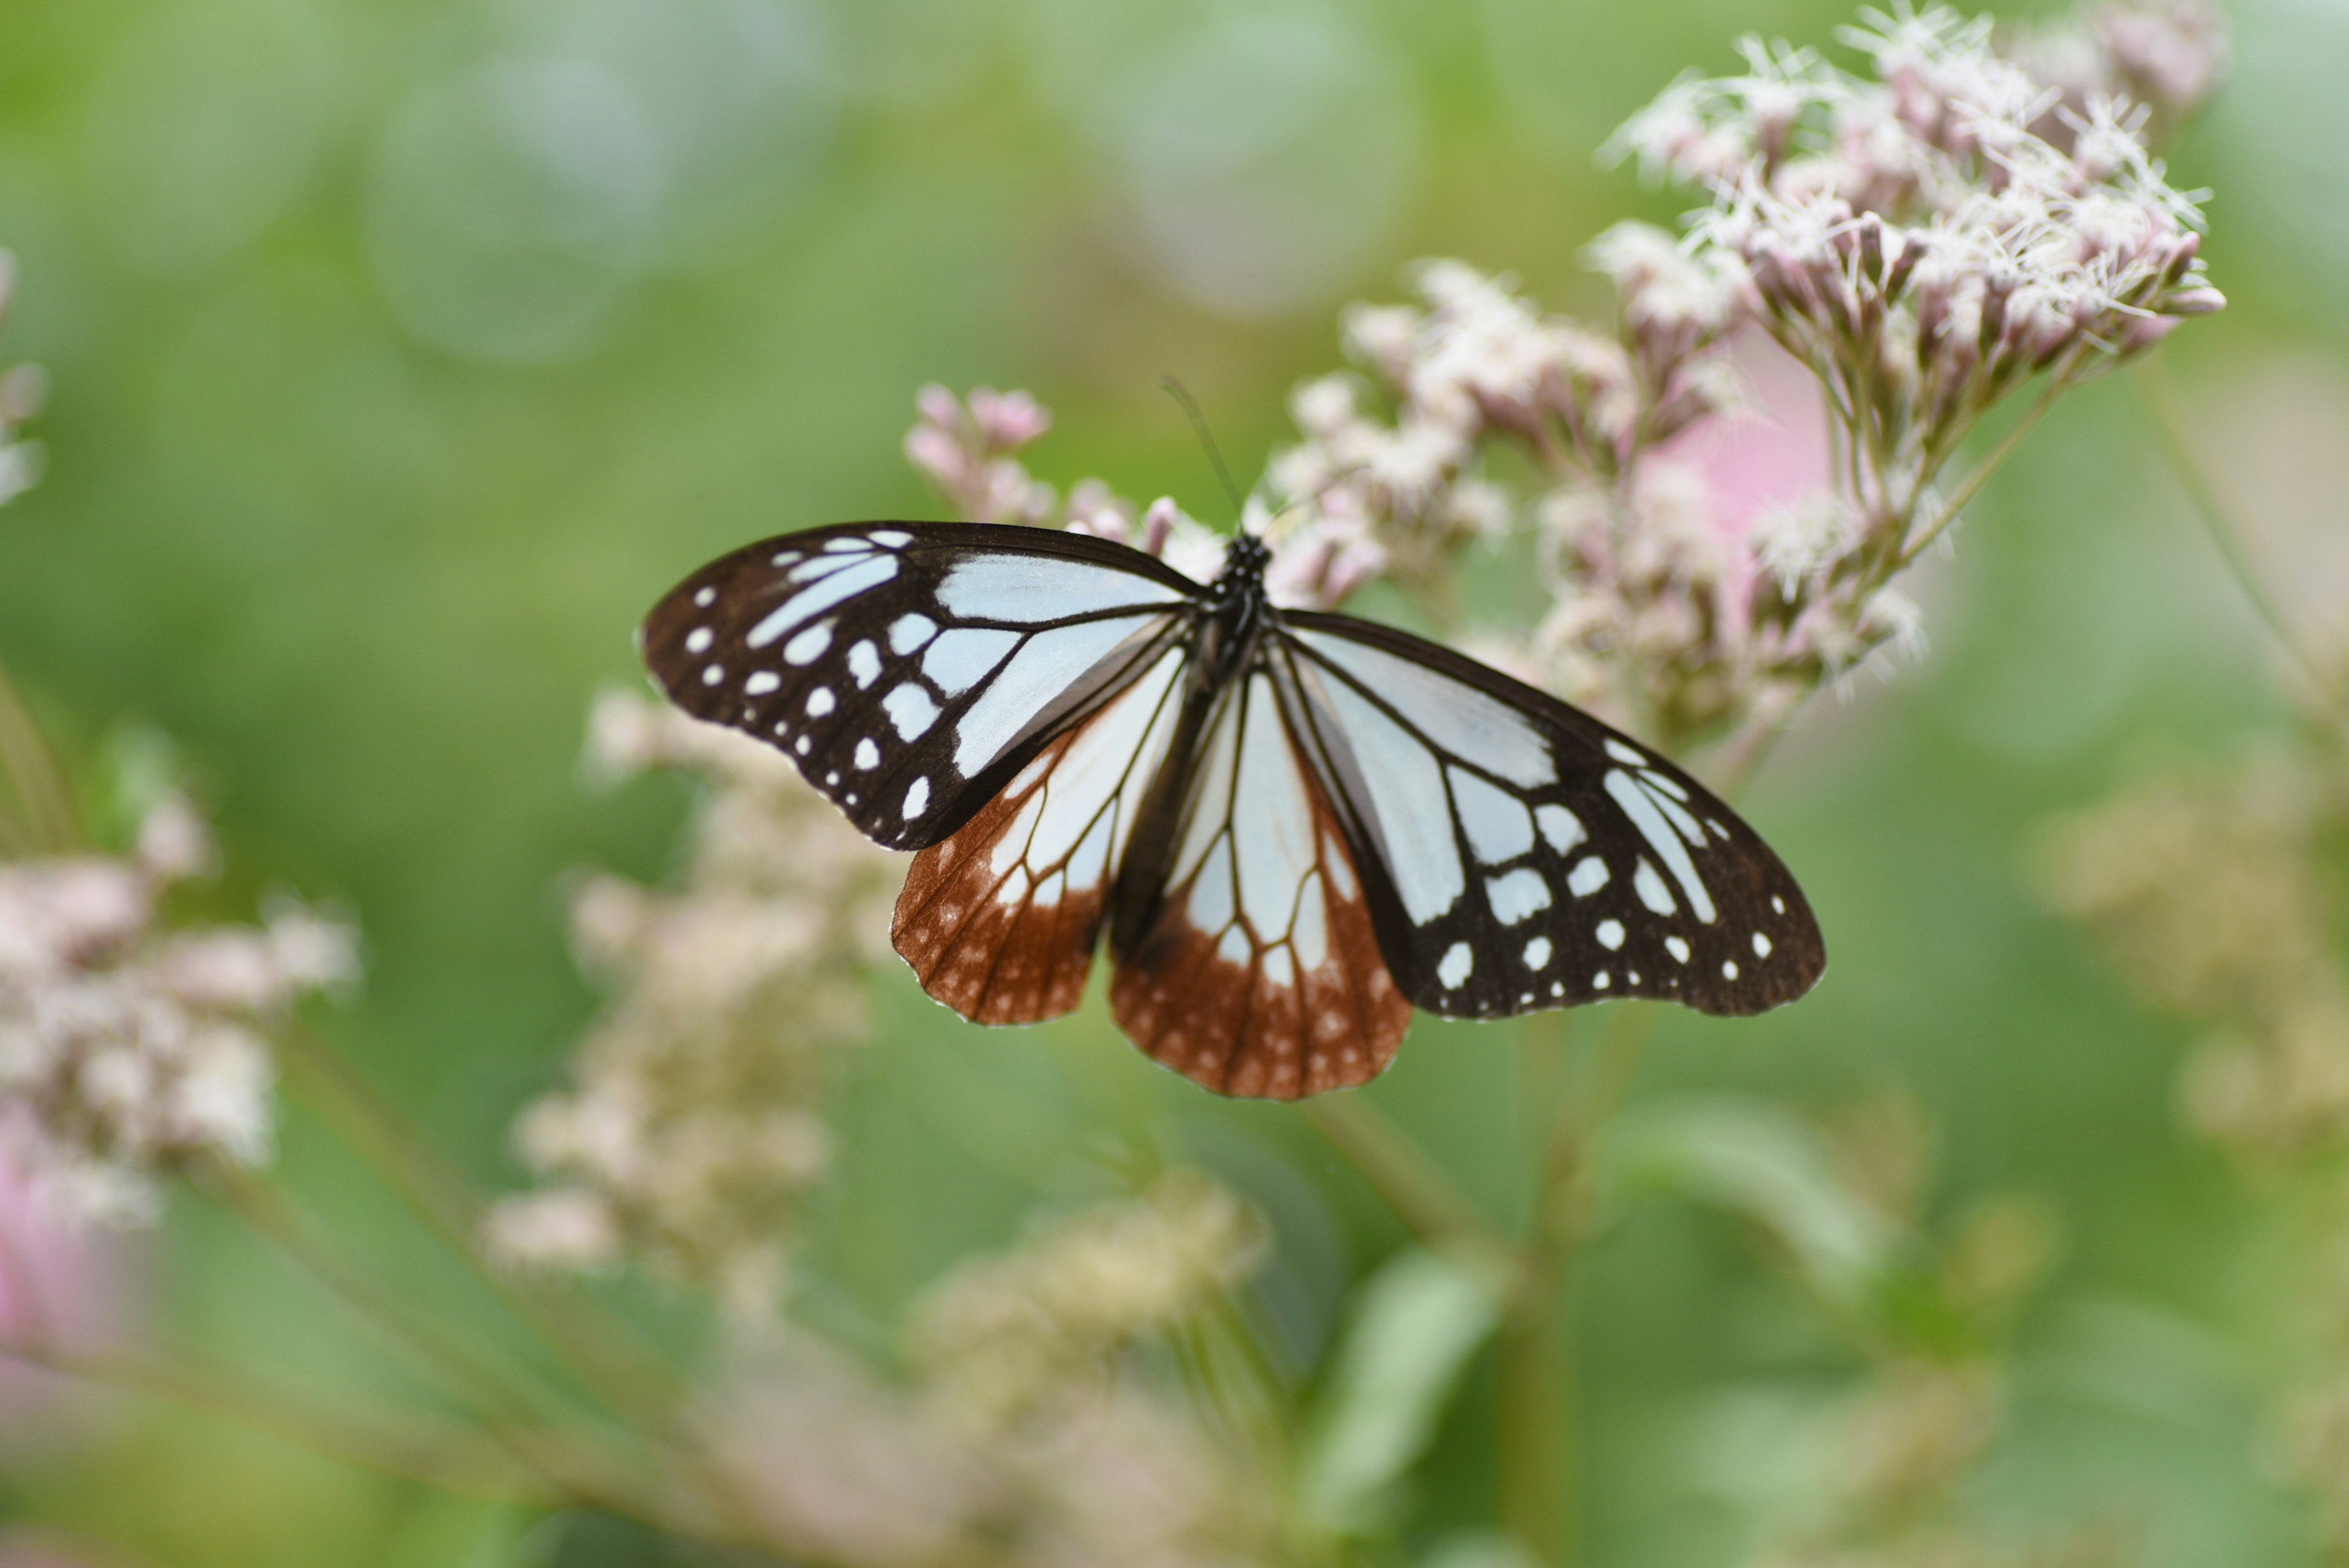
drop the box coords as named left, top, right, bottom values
left=0, top=797, right=355, bottom=1225
left=1633, top=4, right=2223, bottom=448
left=485, top=691, right=899, bottom=1320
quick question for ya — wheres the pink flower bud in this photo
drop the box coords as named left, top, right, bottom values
left=915, top=384, right=962, bottom=433
left=967, top=388, right=1050, bottom=450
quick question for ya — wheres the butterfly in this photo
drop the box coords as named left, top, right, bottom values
left=642, top=521, right=1825, bottom=1100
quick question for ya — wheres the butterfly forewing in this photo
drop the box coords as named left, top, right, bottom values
left=642, top=523, right=1199, bottom=850
left=1108, top=671, right=1411, bottom=1099
left=1275, top=613, right=1825, bottom=1019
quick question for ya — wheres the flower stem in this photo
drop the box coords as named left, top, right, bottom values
left=0, top=1332, right=571, bottom=1506
left=273, top=1024, right=686, bottom=1433
left=1895, top=377, right=2063, bottom=568
left=2133, top=358, right=2347, bottom=718
left=0, top=661, right=79, bottom=853
left=1304, top=1096, right=1511, bottom=1257
left=195, top=1160, right=690, bottom=1524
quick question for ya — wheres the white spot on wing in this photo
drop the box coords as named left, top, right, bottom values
left=692, top=587, right=716, bottom=608
left=685, top=627, right=713, bottom=655
left=1723, top=960, right=1739, bottom=979
left=1189, top=838, right=1236, bottom=932
left=749, top=556, right=898, bottom=647
left=922, top=628, right=1020, bottom=695
left=1636, top=775, right=1710, bottom=847
left=847, top=641, right=881, bottom=688
left=855, top=738, right=880, bottom=770
left=702, top=665, right=724, bottom=686
left=806, top=688, right=835, bottom=717
left=870, top=529, right=913, bottom=548
left=883, top=684, right=938, bottom=740
left=1449, top=767, right=1536, bottom=865
left=1523, top=935, right=1552, bottom=970
left=744, top=672, right=781, bottom=696
left=1485, top=868, right=1552, bottom=926
left=1666, top=935, right=1690, bottom=963
left=1605, top=770, right=1716, bottom=923
left=1438, top=942, right=1474, bottom=989
left=1604, top=739, right=1646, bottom=766
left=902, top=777, right=930, bottom=819
left=1596, top=918, right=1625, bottom=951
left=1634, top=859, right=1675, bottom=916
left=1753, top=932, right=1772, bottom=957
left=1293, top=874, right=1328, bottom=968
left=1536, top=804, right=1586, bottom=853
left=1567, top=857, right=1609, bottom=897
left=935, top=554, right=1183, bottom=621
left=783, top=622, right=833, bottom=665
left=888, top=614, right=937, bottom=655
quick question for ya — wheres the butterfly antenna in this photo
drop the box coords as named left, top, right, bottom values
left=1266, top=461, right=1367, bottom=529
left=1159, top=377, right=1247, bottom=523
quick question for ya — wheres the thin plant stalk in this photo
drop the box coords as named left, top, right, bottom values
left=0, top=662, right=78, bottom=853
left=2134, top=357, right=2347, bottom=719
left=1304, top=1096, right=1510, bottom=1258
left=0, top=1333, right=571, bottom=1507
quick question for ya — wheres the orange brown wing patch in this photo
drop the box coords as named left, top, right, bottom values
left=1110, top=675, right=1411, bottom=1099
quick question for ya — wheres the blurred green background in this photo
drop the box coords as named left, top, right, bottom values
left=1, top=0, right=2345, bottom=1562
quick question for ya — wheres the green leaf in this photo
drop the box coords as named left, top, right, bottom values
left=1296, top=1244, right=1512, bottom=1535
left=1604, top=1096, right=1899, bottom=1315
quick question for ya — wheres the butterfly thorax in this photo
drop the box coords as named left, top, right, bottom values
left=1191, top=530, right=1274, bottom=690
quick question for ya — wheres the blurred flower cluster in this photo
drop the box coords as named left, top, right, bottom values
left=486, top=691, right=899, bottom=1320
left=907, top=384, right=1238, bottom=589
left=913, top=1168, right=1266, bottom=1428
left=0, top=795, right=354, bottom=1225
left=911, top=6, right=2225, bottom=755
left=2041, top=748, right=2349, bottom=1545
left=2039, top=756, right=2349, bottom=1162
left=711, top=1172, right=1282, bottom=1568
left=0, top=255, right=43, bottom=512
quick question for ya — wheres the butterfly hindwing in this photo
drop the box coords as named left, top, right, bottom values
left=1108, top=670, right=1412, bottom=1099
left=892, top=645, right=1190, bottom=1023
left=1276, top=613, right=1825, bottom=1020
left=642, top=522, right=1198, bottom=850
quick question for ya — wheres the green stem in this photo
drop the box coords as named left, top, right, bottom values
left=0, top=1333, right=573, bottom=1507
left=196, top=1161, right=686, bottom=1525
left=274, top=1025, right=688, bottom=1435
left=2134, top=359, right=2346, bottom=716
left=1304, top=1096, right=1511, bottom=1257
left=0, top=662, right=78, bottom=853
left=1896, top=377, right=2065, bottom=568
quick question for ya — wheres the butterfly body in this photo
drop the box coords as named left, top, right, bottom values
left=644, top=521, right=1824, bottom=1099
